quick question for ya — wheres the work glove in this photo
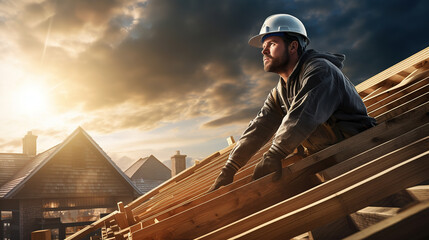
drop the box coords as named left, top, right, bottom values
left=209, top=163, right=237, bottom=192
left=252, top=148, right=286, bottom=181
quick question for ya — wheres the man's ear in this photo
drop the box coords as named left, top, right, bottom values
left=289, top=41, right=299, bottom=54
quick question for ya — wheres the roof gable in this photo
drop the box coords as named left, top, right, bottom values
left=125, top=155, right=171, bottom=180
left=125, top=156, right=150, bottom=177
left=0, top=127, right=142, bottom=199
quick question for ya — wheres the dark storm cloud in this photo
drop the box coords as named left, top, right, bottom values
left=290, top=0, right=429, bottom=83
left=12, top=0, right=429, bottom=131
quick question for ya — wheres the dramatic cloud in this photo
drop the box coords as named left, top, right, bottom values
left=0, top=0, right=428, bottom=161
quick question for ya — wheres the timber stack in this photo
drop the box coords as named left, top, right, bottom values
left=66, top=46, right=429, bottom=240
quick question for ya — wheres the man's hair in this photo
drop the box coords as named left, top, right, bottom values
left=281, top=34, right=304, bottom=57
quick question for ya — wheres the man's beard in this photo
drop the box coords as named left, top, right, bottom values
left=263, top=49, right=289, bottom=73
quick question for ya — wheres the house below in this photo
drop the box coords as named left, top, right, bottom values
left=124, top=155, right=171, bottom=194
left=124, top=151, right=188, bottom=194
left=0, top=128, right=141, bottom=240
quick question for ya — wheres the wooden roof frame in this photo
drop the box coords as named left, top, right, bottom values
left=67, top=46, right=429, bottom=240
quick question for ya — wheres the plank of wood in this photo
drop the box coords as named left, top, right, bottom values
left=290, top=101, right=429, bottom=174
left=135, top=153, right=303, bottom=228
left=124, top=205, right=135, bottom=226
left=136, top=145, right=282, bottom=221
left=131, top=141, right=274, bottom=224
left=131, top=165, right=320, bottom=240
left=73, top=49, right=429, bottom=239
left=127, top=151, right=221, bottom=210
left=230, top=152, right=429, bottom=240
left=131, top=151, right=228, bottom=218
left=123, top=80, right=427, bottom=237
left=117, top=202, right=125, bottom=213
left=369, top=189, right=415, bottom=208
left=344, top=200, right=429, bottom=240
left=310, top=216, right=359, bottom=240
left=129, top=151, right=226, bottom=220
left=363, top=69, right=429, bottom=107
left=407, top=185, right=429, bottom=202
left=349, top=206, right=400, bottom=230
left=197, top=142, right=428, bottom=240
left=114, top=212, right=128, bottom=230
left=366, top=76, right=428, bottom=112
left=65, top=210, right=118, bottom=240
left=362, top=85, right=391, bottom=102
left=356, top=46, right=429, bottom=95
left=130, top=102, right=428, bottom=239
left=317, top=124, right=429, bottom=181
left=368, top=83, right=429, bottom=118
left=374, top=91, right=429, bottom=123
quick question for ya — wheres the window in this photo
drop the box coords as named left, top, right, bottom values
left=1, top=211, right=12, bottom=240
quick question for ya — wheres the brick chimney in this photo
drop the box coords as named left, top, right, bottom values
left=23, top=131, right=37, bottom=156
left=171, top=150, right=187, bottom=176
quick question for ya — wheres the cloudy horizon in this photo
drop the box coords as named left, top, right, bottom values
left=1, top=0, right=428, bottom=166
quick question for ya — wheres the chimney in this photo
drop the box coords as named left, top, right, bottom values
left=23, top=131, right=37, bottom=156
left=171, top=150, right=187, bottom=176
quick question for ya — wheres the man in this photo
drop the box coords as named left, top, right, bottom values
left=209, top=14, right=376, bottom=191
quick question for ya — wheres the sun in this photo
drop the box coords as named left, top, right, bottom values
left=16, top=84, right=50, bottom=115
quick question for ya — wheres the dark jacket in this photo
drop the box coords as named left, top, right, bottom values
left=227, top=49, right=376, bottom=169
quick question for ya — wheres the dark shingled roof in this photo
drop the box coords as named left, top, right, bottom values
left=0, top=127, right=142, bottom=199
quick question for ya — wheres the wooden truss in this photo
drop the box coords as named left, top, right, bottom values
left=67, top=46, right=429, bottom=240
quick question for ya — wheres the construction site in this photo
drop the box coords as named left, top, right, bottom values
left=48, top=45, right=429, bottom=240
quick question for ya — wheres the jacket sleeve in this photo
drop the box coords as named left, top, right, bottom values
left=269, top=59, right=344, bottom=157
left=226, top=88, right=284, bottom=170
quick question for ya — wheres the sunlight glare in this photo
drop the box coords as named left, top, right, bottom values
left=16, top=85, right=50, bottom=115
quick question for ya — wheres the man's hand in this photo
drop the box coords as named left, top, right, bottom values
left=209, top=164, right=237, bottom=192
left=252, top=148, right=286, bottom=181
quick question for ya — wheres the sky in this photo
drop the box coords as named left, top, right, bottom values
left=0, top=0, right=428, bottom=170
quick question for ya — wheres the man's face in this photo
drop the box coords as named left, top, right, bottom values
left=261, top=36, right=289, bottom=73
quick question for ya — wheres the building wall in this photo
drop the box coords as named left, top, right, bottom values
left=19, top=199, right=43, bottom=240
left=5, top=132, right=139, bottom=239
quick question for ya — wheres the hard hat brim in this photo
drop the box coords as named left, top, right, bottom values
left=248, top=33, right=265, bottom=48
left=248, top=32, right=310, bottom=48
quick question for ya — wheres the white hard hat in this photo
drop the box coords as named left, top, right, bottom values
left=248, top=14, right=310, bottom=48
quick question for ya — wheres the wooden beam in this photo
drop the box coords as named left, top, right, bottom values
left=114, top=212, right=128, bottom=230
left=127, top=151, right=221, bottom=210
left=407, top=185, right=429, bottom=202
left=134, top=155, right=303, bottom=228
left=363, top=70, right=428, bottom=107
left=289, top=101, right=429, bottom=174
left=356, top=46, right=429, bottom=94
left=131, top=166, right=320, bottom=240
left=374, top=91, right=429, bottom=123
left=117, top=202, right=125, bottom=213
left=65, top=210, right=118, bottom=240
left=129, top=151, right=224, bottom=218
left=131, top=141, right=274, bottom=225
left=197, top=142, right=428, bottom=240
left=227, top=136, right=235, bottom=146
left=344, top=201, right=429, bottom=240
left=310, top=216, right=359, bottom=240
left=230, top=153, right=429, bottom=240
left=317, top=124, right=429, bottom=181
left=349, top=206, right=400, bottom=230
left=130, top=151, right=228, bottom=218
left=129, top=102, right=428, bottom=239
left=368, top=84, right=429, bottom=118
left=366, top=76, right=428, bottom=112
